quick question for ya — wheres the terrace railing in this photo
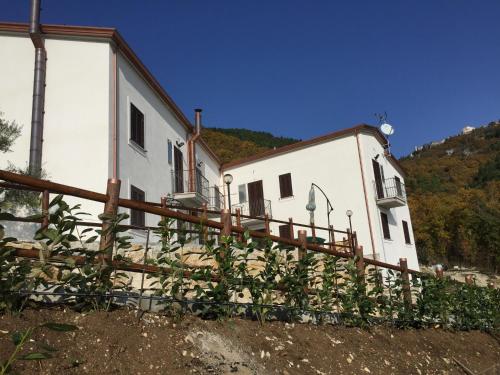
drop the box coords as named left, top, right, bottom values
left=232, top=198, right=272, bottom=218
left=171, top=169, right=209, bottom=200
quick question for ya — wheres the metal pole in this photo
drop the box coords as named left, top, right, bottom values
left=326, top=201, right=332, bottom=244
left=348, top=216, right=353, bottom=234
left=226, top=183, right=232, bottom=213
left=137, top=229, right=150, bottom=315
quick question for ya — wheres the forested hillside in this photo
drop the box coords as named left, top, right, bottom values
left=400, top=122, right=500, bottom=271
left=202, top=128, right=299, bottom=164
left=203, top=123, right=500, bottom=272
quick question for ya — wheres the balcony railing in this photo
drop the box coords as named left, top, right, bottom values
left=375, top=177, right=407, bottom=208
left=208, top=186, right=224, bottom=212
left=171, top=169, right=209, bottom=201
left=232, top=199, right=272, bottom=218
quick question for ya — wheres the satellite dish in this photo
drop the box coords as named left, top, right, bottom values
left=380, top=122, right=394, bottom=136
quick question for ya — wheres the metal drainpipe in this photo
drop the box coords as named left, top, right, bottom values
left=188, top=109, right=202, bottom=192
left=111, top=45, right=118, bottom=179
left=355, top=131, right=377, bottom=260
left=28, top=0, right=46, bottom=177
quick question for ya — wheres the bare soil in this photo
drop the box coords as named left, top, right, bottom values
left=0, top=307, right=498, bottom=375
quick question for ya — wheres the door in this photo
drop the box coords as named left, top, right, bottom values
left=372, top=159, right=384, bottom=199
left=247, top=180, right=264, bottom=217
left=174, top=146, right=184, bottom=193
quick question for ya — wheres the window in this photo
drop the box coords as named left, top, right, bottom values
left=279, top=224, right=292, bottom=239
left=130, top=185, right=145, bottom=227
left=238, top=184, right=247, bottom=203
left=130, top=103, right=145, bottom=148
left=380, top=212, right=391, bottom=240
left=167, top=139, right=172, bottom=165
left=279, top=173, right=293, bottom=198
left=402, top=220, right=411, bottom=244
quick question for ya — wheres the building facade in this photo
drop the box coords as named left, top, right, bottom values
left=0, top=22, right=419, bottom=270
left=0, top=23, right=222, bottom=236
left=224, top=126, right=419, bottom=270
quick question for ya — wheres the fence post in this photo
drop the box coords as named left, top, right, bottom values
left=399, top=258, right=412, bottom=307
left=354, top=245, right=365, bottom=282
left=346, top=228, right=353, bottom=253
left=465, top=274, right=474, bottom=285
left=298, top=229, right=307, bottom=260
left=352, top=231, right=358, bottom=250
left=329, top=224, right=335, bottom=251
left=160, top=196, right=167, bottom=221
left=264, top=213, right=270, bottom=235
left=288, top=217, right=294, bottom=240
left=99, top=178, right=121, bottom=265
left=220, top=209, right=232, bottom=237
left=41, top=189, right=49, bottom=229
left=435, top=264, right=444, bottom=279
left=235, top=208, right=243, bottom=242
left=201, top=202, right=208, bottom=243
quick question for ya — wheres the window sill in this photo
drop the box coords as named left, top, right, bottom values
left=129, top=139, right=147, bottom=156
left=279, top=195, right=294, bottom=201
left=383, top=238, right=393, bottom=242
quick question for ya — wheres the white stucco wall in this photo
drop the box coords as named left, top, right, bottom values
left=116, top=52, right=220, bottom=232
left=0, top=33, right=111, bottom=228
left=224, top=134, right=370, bottom=247
left=358, top=133, right=419, bottom=270
left=225, top=131, right=419, bottom=270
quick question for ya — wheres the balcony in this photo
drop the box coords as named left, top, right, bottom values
left=206, top=186, right=224, bottom=217
left=375, top=177, right=407, bottom=208
left=171, top=169, right=209, bottom=207
left=232, top=199, right=272, bottom=229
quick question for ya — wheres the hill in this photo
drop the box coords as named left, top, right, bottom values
left=202, top=128, right=299, bottom=164
left=400, top=121, right=500, bottom=271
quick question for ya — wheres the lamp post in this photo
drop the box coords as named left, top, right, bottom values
left=223, top=173, right=233, bottom=213
left=346, top=209, right=353, bottom=233
left=307, top=183, right=334, bottom=244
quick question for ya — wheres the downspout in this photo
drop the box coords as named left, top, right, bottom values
left=188, top=109, right=202, bottom=192
left=355, top=131, right=377, bottom=259
left=111, top=45, right=118, bottom=179
left=28, top=0, right=47, bottom=177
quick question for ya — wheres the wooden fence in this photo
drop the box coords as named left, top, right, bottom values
left=0, top=170, right=429, bottom=308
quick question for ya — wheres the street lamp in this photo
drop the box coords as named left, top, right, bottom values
left=346, top=209, right=353, bottom=233
left=223, top=173, right=233, bottom=212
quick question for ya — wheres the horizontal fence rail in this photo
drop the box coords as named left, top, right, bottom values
left=2, top=170, right=498, bottom=330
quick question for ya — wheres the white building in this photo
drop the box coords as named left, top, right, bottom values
left=0, top=22, right=222, bottom=236
left=0, top=21, right=419, bottom=270
left=224, top=125, right=419, bottom=270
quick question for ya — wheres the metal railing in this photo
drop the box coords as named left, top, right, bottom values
left=232, top=199, right=272, bottom=218
left=208, top=186, right=224, bottom=211
left=376, top=177, right=406, bottom=202
left=171, top=169, right=209, bottom=200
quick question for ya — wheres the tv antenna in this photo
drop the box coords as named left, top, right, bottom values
left=374, top=112, right=394, bottom=152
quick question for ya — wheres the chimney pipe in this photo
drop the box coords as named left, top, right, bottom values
left=188, top=109, right=202, bottom=192
left=28, top=0, right=46, bottom=177
left=194, top=108, right=202, bottom=136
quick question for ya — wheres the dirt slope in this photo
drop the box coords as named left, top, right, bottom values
left=0, top=308, right=498, bottom=375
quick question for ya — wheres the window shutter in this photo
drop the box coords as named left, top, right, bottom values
left=381, top=212, right=391, bottom=239
left=279, top=224, right=291, bottom=239
left=279, top=173, right=293, bottom=198
left=402, top=220, right=411, bottom=244
left=130, top=185, right=145, bottom=227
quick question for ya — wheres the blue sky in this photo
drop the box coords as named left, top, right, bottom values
left=2, top=0, right=499, bottom=157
